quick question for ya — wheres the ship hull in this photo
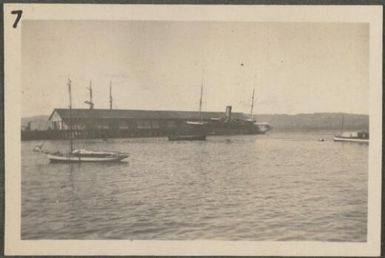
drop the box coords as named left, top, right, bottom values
left=206, top=121, right=271, bottom=135
left=168, top=135, right=206, bottom=141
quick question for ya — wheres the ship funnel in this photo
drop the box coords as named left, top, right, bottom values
left=225, top=106, right=232, bottom=121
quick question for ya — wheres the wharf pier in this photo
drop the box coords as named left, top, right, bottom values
left=21, top=107, right=271, bottom=141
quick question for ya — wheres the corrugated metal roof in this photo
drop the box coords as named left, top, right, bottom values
left=50, top=108, right=247, bottom=121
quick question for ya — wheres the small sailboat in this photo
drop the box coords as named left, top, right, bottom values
left=47, top=149, right=129, bottom=163
left=333, top=114, right=369, bottom=143
left=47, top=79, right=129, bottom=163
left=168, top=74, right=207, bottom=141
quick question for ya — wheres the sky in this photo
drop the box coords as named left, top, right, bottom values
left=22, top=20, right=369, bottom=117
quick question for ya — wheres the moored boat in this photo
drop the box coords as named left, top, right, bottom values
left=333, top=131, right=369, bottom=143
left=46, top=78, right=129, bottom=163
left=333, top=115, right=368, bottom=143
left=207, top=89, right=271, bottom=135
left=47, top=149, right=128, bottom=163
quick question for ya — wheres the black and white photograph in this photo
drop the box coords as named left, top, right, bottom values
left=4, top=4, right=382, bottom=256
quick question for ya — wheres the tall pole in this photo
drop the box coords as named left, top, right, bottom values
left=199, top=78, right=203, bottom=123
left=250, top=88, right=255, bottom=121
left=85, top=80, right=94, bottom=109
left=199, top=70, right=204, bottom=123
left=109, top=80, right=113, bottom=110
left=340, top=114, right=345, bottom=134
left=68, top=78, right=74, bottom=153
left=89, top=80, right=93, bottom=106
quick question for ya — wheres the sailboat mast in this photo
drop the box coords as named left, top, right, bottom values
left=109, top=81, right=113, bottom=110
left=199, top=76, right=203, bottom=122
left=89, top=80, right=93, bottom=104
left=340, top=114, right=345, bottom=134
left=68, top=78, right=74, bottom=153
left=250, top=88, right=255, bottom=121
left=84, top=80, right=94, bottom=109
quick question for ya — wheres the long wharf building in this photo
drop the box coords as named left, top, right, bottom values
left=21, top=106, right=271, bottom=140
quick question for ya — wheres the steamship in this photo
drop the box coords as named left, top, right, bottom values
left=206, top=105, right=270, bottom=135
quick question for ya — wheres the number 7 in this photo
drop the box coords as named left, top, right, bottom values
left=11, top=10, right=23, bottom=29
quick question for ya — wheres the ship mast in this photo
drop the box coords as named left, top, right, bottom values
left=250, top=88, right=255, bottom=121
left=340, top=114, right=345, bottom=134
left=67, top=78, right=74, bottom=153
left=109, top=80, right=113, bottom=110
left=84, top=80, right=94, bottom=109
left=199, top=75, right=204, bottom=123
left=89, top=81, right=93, bottom=107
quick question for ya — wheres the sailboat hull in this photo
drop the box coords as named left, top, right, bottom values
left=47, top=154, right=128, bottom=163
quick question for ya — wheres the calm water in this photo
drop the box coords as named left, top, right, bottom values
left=21, top=132, right=368, bottom=241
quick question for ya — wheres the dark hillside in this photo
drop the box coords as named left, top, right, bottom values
left=254, top=113, right=368, bottom=132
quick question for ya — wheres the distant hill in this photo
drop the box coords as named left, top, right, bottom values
left=21, top=112, right=369, bottom=132
left=254, top=113, right=369, bottom=132
left=21, top=115, right=50, bottom=131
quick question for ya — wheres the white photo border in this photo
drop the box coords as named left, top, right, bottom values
left=4, top=4, right=383, bottom=256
